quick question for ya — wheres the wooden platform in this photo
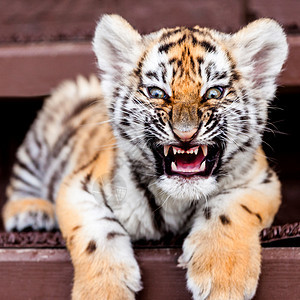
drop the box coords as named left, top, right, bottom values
left=0, top=247, right=299, bottom=300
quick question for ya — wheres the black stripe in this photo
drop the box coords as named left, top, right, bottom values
left=121, top=107, right=132, bottom=117
left=15, top=156, right=41, bottom=179
left=11, top=171, right=40, bottom=192
left=255, top=213, right=262, bottom=222
left=24, top=144, right=40, bottom=171
left=231, top=70, right=240, bottom=81
left=74, top=152, right=100, bottom=174
left=216, top=71, right=227, bottom=80
left=47, top=156, right=69, bottom=202
left=32, top=128, right=43, bottom=150
left=200, top=41, right=216, bottom=53
left=197, top=57, right=204, bottom=76
left=190, top=56, right=196, bottom=74
left=118, top=126, right=131, bottom=140
left=219, top=214, right=231, bottom=225
left=81, top=172, right=92, bottom=193
left=134, top=53, right=147, bottom=77
left=240, top=204, right=262, bottom=223
left=130, top=162, right=165, bottom=233
left=203, top=119, right=218, bottom=136
left=145, top=71, right=159, bottom=81
left=241, top=204, right=252, bottom=214
left=86, top=240, right=97, bottom=253
left=101, top=216, right=126, bottom=231
left=203, top=206, right=211, bottom=220
left=158, top=42, right=176, bottom=53
left=52, top=127, right=77, bottom=158
left=120, top=118, right=130, bottom=127
left=261, top=168, right=273, bottom=184
left=160, top=28, right=182, bottom=40
left=48, top=142, right=76, bottom=201
left=113, top=86, right=120, bottom=99
left=205, top=62, right=217, bottom=81
left=177, top=34, right=187, bottom=45
left=109, top=105, right=115, bottom=115
left=181, top=204, right=198, bottom=228
left=160, top=63, right=167, bottom=84
left=121, top=91, right=132, bottom=107
left=197, top=57, right=204, bottom=65
left=63, top=99, right=97, bottom=124
left=10, top=187, right=40, bottom=198
left=100, top=186, right=113, bottom=213
left=169, top=57, right=178, bottom=65
left=107, top=231, right=126, bottom=240
left=152, top=119, right=169, bottom=136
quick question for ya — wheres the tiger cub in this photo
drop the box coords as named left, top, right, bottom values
left=3, top=15, right=287, bottom=299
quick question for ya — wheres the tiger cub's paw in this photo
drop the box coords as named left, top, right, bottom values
left=2, top=198, right=57, bottom=231
left=179, top=236, right=261, bottom=300
left=72, top=251, right=142, bottom=300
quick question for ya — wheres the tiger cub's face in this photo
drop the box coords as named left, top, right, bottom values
left=93, top=15, right=287, bottom=200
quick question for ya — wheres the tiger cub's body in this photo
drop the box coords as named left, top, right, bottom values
left=3, top=15, right=287, bottom=300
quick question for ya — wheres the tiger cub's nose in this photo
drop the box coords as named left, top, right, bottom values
left=173, top=127, right=198, bottom=142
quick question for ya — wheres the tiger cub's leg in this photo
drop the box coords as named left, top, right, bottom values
left=56, top=169, right=141, bottom=300
left=179, top=151, right=281, bottom=300
left=3, top=198, right=56, bottom=231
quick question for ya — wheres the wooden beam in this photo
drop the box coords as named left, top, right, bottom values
left=0, top=248, right=299, bottom=299
left=0, top=0, right=245, bottom=43
left=0, top=42, right=95, bottom=97
left=0, top=36, right=299, bottom=97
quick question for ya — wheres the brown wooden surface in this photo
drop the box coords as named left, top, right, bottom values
left=0, top=36, right=299, bottom=97
left=0, top=248, right=299, bottom=299
left=0, top=0, right=245, bottom=43
left=1, top=0, right=300, bottom=44
left=247, top=0, right=300, bottom=33
left=0, top=42, right=95, bottom=97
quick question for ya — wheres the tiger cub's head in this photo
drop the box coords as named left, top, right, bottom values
left=93, top=15, right=288, bottom=201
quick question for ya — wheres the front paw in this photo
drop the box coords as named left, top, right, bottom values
left=72, top=253, right=142, bottom=300
left=179, top=236, right=261, bottom=300
left=3, top=198, right=57, bottom=231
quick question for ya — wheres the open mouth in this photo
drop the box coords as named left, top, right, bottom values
left=162, top=144, right=220, bottom=177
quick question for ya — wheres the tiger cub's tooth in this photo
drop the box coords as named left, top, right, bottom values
left=200, top=161, right=206, bottom=172
left=164, top=145, right=170, bottom=156
left=171, top=162, right=178, bottom=171
left=201, top=145, right=208, bottom=156
left=173, top=147, right=177, bottom=155
left=194, top=147, right=199, bottom=155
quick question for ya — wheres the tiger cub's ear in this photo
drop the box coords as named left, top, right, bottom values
left=93, top=15, right=143, bottom=88
left=230, top=18, right=288, bottom=99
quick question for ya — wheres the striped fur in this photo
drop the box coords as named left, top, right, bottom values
left=3, top=15, right=287, bottom=300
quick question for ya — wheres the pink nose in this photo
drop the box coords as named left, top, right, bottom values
left=173, top=127, right=198, bottom=141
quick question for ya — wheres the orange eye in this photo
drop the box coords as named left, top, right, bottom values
left=204, top=87, right=224, bottom=100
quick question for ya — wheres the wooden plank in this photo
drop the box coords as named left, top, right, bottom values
left=247, top=0, right=300, bottom=33
left=254, top=248, right=300, bottom=300
left=0, top=0, right=244, bottom=43
left=0, top=249, right=73, bottom=300
left=0, top=36, right=299, bottom=97
left=0, top=42, right=95, bottom=97
left=0, top=248, right=298, bottom=299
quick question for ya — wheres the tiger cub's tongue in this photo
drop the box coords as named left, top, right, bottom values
left=171, top=148, right=206, bottom=174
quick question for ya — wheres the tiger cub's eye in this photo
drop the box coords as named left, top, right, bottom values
left=204, top=87, right=224, bottom=100
left=148, top=87, right=168, bottom=100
